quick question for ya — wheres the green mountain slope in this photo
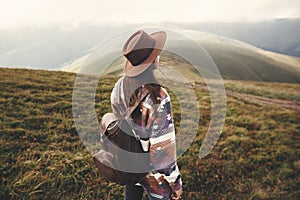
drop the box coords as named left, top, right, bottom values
left=0, top=68, right=299, bottom=199
left=61, top=31, right=300, bottom=83
left=173, top=30, right=300, bottom=83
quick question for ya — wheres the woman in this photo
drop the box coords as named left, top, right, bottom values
left=110, top=30, right=183, bottom=200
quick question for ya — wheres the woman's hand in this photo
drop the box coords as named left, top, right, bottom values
left=171, top=188, right=183, bottom=200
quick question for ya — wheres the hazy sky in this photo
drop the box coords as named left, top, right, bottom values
left=1, top=0, right=300, bottom=29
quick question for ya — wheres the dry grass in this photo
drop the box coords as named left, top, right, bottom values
left=0, top=68, right=299, bottom=199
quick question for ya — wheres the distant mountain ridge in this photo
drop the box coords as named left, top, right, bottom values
left=62, top=30, right=300, bottom=83
left=0, top=19, right=299, bottom=70
left=181, top=18, right=300, bottom=57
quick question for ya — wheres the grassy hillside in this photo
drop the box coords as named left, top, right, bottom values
left=0, top=68, right=299, bottom=199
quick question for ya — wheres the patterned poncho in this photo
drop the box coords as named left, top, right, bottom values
left=110, top=77, right=182, bottom=191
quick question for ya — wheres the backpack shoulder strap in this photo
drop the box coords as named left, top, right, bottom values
left=124, top=87, right=149, bottom=120
left=124, top=88, right=149, bottom=142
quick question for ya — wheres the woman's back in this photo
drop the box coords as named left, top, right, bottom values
left=110, top=29, right=182, bottom=199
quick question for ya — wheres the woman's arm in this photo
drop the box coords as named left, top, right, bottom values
left=143, top=88, right=183, bottom=191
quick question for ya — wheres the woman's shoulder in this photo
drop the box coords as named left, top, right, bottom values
left=159, top=87, right=170, bottom=101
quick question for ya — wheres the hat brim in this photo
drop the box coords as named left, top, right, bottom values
left=125, top=31, right=167, bottom=77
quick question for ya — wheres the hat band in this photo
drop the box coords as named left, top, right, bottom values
left=129, top=40, right=156, bottom=66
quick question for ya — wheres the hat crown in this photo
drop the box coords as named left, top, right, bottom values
left=123, top=30, right=156, bottom=66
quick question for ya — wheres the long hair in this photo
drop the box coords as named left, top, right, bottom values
left=123, top=63, right=161, bottom=108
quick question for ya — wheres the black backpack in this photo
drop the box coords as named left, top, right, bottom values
left=94, top=89, right=151, bottom=185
